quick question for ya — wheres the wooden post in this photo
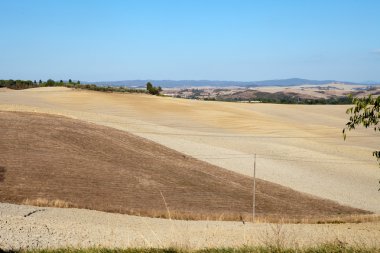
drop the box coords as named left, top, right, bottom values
left=253, top=153, right=256, bottom=223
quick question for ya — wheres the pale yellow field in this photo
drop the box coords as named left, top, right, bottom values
left=247, top=83, right=377, bottom=99
left=1, top=202, right=380, bottom=249
left=1, top=87, right=379, bottom=213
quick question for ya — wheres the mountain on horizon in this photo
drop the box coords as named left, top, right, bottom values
left=89, top=78, right=362, bottom=88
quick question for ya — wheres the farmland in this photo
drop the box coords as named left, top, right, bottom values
left=0, top=87, right=379, bottom=249
left=0, top=87, right=378, bottom=212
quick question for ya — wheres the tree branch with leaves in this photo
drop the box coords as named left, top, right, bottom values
left=343, top=95, right=380, bottom=190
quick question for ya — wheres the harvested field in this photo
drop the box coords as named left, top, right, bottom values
left=1, top=202, right=380, bottom=250
left=0, top=111, right=368, bottom=221
left=0, top=87, right=379, bottom=213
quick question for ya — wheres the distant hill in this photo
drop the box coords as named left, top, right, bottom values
left=89, top=80, right=255, bottom=88
left=249, top=78, right=358, bottom=87
left=88, top=78, right=361, bottom=88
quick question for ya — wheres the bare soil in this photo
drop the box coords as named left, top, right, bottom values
left=0, top=202, right=379, bottom=250
left=0, top=111, right=368, bottom=221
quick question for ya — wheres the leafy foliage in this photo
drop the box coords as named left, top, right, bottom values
left=0, top=79, right=37, bottom=90
left=343, top=95, right=380, bottom=157
left=146, top=82, right=162, bottom=95
left=0, top=79, right=147, bottom=94
left=343, top=95, right=380, bottom=189
left=46, top=79, right=56, bottom=86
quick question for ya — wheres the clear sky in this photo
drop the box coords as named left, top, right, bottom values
left=1, top=0, right=379, bottom=82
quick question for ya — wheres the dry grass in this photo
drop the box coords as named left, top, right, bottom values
left=19, top=196, right=380, bottom=224
left=3, top=243, right=380, bottom=253
left=22, top=198, right=76, bottom=208
left=106, top=209, right=380, bottom=224
left=250, top=214, right=380, bottom=224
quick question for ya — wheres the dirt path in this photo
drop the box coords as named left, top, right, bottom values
left=0, top=87, right=379, bottom=213
left=0, top=203, right=379, bottom=250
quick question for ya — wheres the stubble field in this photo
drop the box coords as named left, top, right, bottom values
left=0, top=87, right=378, bottom=213
left=1, top=87, right=380, bottom=249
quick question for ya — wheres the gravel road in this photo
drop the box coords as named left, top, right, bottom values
left=1, top=203, right=379, bottom=250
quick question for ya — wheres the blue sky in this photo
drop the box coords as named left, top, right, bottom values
left=0, top=0, right=379, bottom=82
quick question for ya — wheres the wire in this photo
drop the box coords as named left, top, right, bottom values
left=99, top=119, right=342, bottom=131
left=190, top=154, right=372, bottom=164
left=191, top=153, right=373, bottom=162
left=129, top=131, right=376, bottom=139
left=118, top=149, right=373, bottom=165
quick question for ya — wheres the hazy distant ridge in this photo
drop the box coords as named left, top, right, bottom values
left=89, top=78, right=362, bottom=88
left=250, top=78, right=358, bottom=86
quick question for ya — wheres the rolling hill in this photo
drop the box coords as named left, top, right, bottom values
left=0, top=111, right=368, bottom=221
left=89, top=78, right=361, bottom=88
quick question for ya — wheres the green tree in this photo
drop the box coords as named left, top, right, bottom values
left=343, top=95, right=380, bottom=157
left=146, top=82, right=161, bottom=95
left=39, top=80, right=42, bottom=84
left=146, top=82, right=153, bottom=91
left=46, top=79, right=55, bottom=86
left=77, top=80, right=80, bottom=84
left=69, top=79, right=72, bottom=83
left=343, top=95, right=380, bottom=189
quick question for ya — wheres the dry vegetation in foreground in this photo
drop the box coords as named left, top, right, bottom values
left=19, top=197, right=380, bottom=224
left=0, top=111, right=371, bottom=223
left=22, top=198, right=76, bottom=209
left=2, top=244, right=380, bottom=253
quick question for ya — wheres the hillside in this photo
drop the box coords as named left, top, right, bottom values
left=0, top=87, right=379, bottom=213
left=0, top=111, right=368, bottom=221
left=90, top=78, right=361, bottom=88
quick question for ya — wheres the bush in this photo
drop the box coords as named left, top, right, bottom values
left=46, top=79, right=56, bottom=86
left=146, top=82, right=162, bottom=95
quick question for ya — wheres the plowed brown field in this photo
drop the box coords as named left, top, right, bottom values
left=0, top=111, right=368, bottom=221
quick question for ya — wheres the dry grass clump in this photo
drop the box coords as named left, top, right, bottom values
left=3, top=243, right=380, bottom=253
left=253, top=214, right=380, bottom=224
left=22, top=198, right=76, bottom=208
left=313, top=214, right=380, bottom=224
left=138, top=210, right=380, bottom=224
left=20, top=198, right=380, bottom=224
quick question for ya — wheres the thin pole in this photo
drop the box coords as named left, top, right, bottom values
left=253, top=153, right=256, bottom=223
